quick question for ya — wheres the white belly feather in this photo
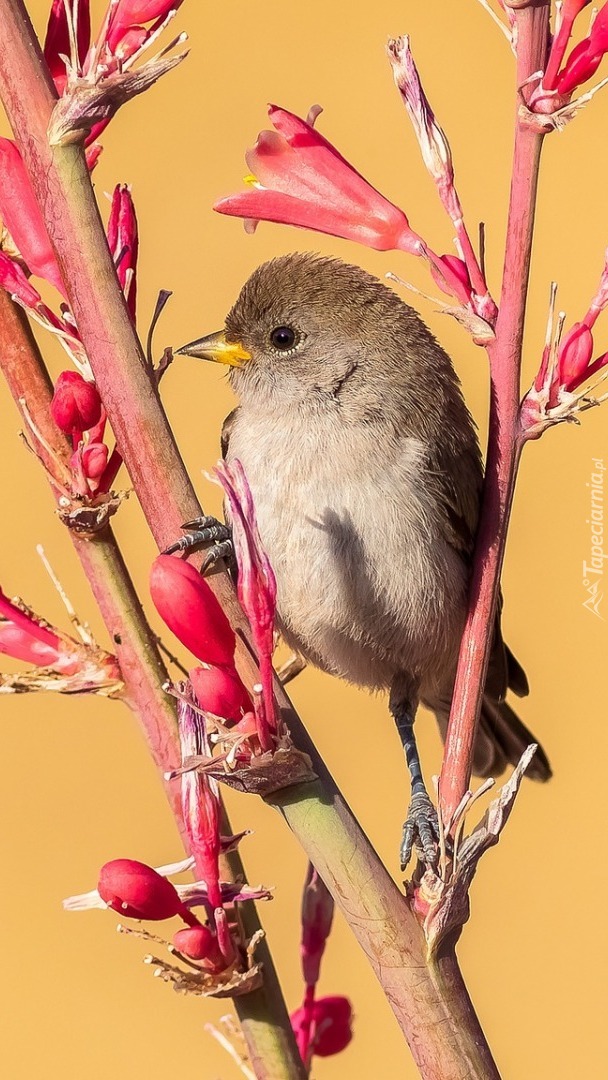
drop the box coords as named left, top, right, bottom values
left=227, top=408, right=467, bottom=691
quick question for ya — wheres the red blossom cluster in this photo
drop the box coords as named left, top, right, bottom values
left=0, top=585, right=121, bottom=694
left=522, top=250, right=608, bottom=433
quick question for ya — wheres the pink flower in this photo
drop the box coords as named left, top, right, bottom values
left=98, top=858, right=199, bottom=923
left=106, top=1, right=185, bottom=52
left=149, top=555, right=236, bottom=666
left=291, top=996, right=353, bottom=1059
left=50, top=370, right=103, bottom=436
left=215, top=105, right=423, bottom=254
left=189, top=664, right=251, bottom=723
left=542, top=0, right=593, bottom=90
left=107, top=184, right=138, bottom=320
left=0, top=138, right=65, bottom=296
left=300, top=864, right=334, bottom=988
left=0, top=252, right=45, bottom=309
left=556, top=321, right=594, bottom=391
left=214, top=460, right=278, bottom=750
left=44, top=0, right=91, bottom=94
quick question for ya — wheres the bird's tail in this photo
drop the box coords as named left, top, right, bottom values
left=435, top=697, right=551, bottom=781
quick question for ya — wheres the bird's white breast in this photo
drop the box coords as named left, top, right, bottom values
left=227, top=406, right=467, bottom=690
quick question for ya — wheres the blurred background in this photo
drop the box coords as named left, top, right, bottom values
left=1, top=2, right=607, bottom=1077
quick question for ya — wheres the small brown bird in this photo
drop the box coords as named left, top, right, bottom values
left=176, top=253, right=550, bottom=867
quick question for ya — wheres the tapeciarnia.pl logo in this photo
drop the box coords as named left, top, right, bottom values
left=582, top=458, right=606, bottom=619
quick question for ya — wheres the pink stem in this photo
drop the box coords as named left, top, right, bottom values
left=439, top=2, right=550, bottom=823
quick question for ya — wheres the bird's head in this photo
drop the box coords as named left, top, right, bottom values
left=177, top=253, right=423, bottom=410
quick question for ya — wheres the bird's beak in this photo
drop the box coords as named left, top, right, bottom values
left=176, top=330, right=251, bottom=367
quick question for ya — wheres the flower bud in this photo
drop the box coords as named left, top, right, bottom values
left=172, top=925, right=224, bottom=969
left=291, top=996, right=353, bottom=1058
left=150, top=554, right=236, bottom=666
left=557, top=321, right=594, bottom=388
left=51, top=371, right=103, bottom=435
left=81, top=442, right=110, bottom=481
left=189, top=664, right=252, bottom=722
left=98, top=858, right=186, bottom=921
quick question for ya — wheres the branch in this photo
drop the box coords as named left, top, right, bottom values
left=439, top=1, right=551, bottom=824
left=0, top=288, right=304, bottom=1080
left=0, top=3, right=501, bottom=1075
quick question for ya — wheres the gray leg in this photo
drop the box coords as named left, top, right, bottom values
left=390, top=682, right=439, bottom=870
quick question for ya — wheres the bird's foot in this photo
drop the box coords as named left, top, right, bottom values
left=163, top=516, right=235, bottom=574
left=400, top=788, right=440, bottom=872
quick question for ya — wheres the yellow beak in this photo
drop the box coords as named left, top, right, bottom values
left=176, top=330, right=251, bottom=367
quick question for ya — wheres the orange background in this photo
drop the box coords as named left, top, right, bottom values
left=1, top=2, right=607, bottom=1078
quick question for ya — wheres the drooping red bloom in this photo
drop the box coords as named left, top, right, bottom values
left=291, top=996, right=353, bottom=1058
left=149, top=555, right=236, bottom=666
left=97, top=858, right=199, bottom=922
left=107, top=184, right=138, bottom=320
left=50, top=370, right=103, bottom=436
left=215, top=105, right=423, bottom=254
left=555, top=3, right=608, bottom=96
left=0, top=138, right=65, bottom=296
left=300, top=863, right=335, bottom=988
left=177, top=700, right=223, bottom=914
left=44, top=0, right=91, bottom=94
left=189, top=664, right=252, bottom=723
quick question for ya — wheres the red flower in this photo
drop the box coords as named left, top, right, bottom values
left=0, top=252, right=45, bottom=309
left=215, top=105, right=423, bottom=254
left=107, top=184, right=138, bottom=320
left=300, top=863, right=334, bottom=988
left=44, top=0, right=91, bottom=94
left=50, top=370, right=103, bottom=436
left=555, top=3, right=608, bottom=96
left=149, top=554, right=236, bottom=666
left=189, top=664, right=251, bottom=723
left=556, top=321, right=594, bottom=391
left=106, top=1, right=185, bottom=52
left=172, top=925, right=224, bottom=971
left=291, top=996, right=353, bottom=1058
left=98, top=858, right=198, bottom=923
left=0, top=138, right=65, bottom=296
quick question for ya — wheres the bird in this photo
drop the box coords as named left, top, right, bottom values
left=174, top=252, right=551, bottom=868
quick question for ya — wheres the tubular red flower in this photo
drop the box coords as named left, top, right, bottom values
left=177, top=700, right=224, bottom=925
left=291, top=996, right=353, bottom=1058
left=98, top=858, right=197, bottom=921
left=149, top=554, right=236, bottom=666
left=215, top=105, right=422, bottom=254
left=0, top=252, right=44, bottom=308
left=50, top=370, right=103, bottom=435
left=557, top=321, right=594, bottom=389
left=0, top=139, right=65, bottom=297
left=0, top=588, right=70, bottom=668
left=189, top=664, right=252, bottom=722
left=556, top=4, right=608, bottom=96
left=107, top=184, right=139, bottom=320
left=44, top=0, right=91, bottom=94
left=300, top=863, right=335, bottom=988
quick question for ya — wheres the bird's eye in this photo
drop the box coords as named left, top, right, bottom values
left=270, top=325, right=297, bottom=351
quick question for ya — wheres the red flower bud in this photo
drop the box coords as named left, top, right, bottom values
left=51, top=371, right=103, bottom=435
left=557, top=321, right=594, bottom=388
left=150, top=555, right=236, bottom=666
left=189, top=664, right=252, bottom=722
left=80, top=442, right=110, bottom=481
left=291, top=996, right=353, bottom=1058
left=98, top=858, right=187, bottom=921
left=172, top=925, right=223, bottom=962
left=43, top=0, right=91, bottom=94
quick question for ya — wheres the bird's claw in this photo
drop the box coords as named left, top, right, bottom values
left=163, top=515, right=234, bottom=574
left=400, top=789, right=440, bottom=871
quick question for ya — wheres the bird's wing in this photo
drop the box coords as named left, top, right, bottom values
left=220, top=406, right=240, bottom=459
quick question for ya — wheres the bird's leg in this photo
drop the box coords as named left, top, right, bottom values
left=163, top=516, right=235, bottom=574
left=389, top=683, right=439, bottom=871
